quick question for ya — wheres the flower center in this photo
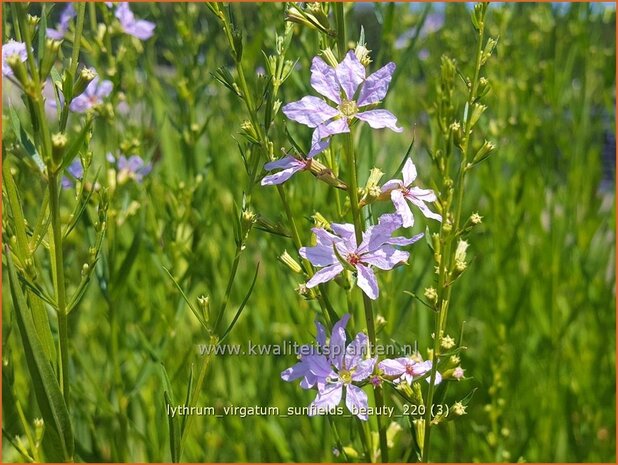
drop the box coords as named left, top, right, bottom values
left=405, top=363, right=416, bottom=375
left=339, top=369, right=353, bottom=384
left=338, top=99, right=358, bottom=118
left=346, top=253, right=361, bottom=266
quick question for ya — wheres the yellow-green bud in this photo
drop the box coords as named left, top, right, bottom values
left=279, top=250, right=303, bottom=274
left=424, top=287, right=438, bottom=303
left=470, top=212, right=483, bottom=225
left=73, top=68, right=97, bottom=97
left=452, top=401, right=467, bottom=416
left=51, top=132, right=68, bottom=165
left=440, top=334, right=456, bottom=349
left=40, top=39, right=62, bottom=80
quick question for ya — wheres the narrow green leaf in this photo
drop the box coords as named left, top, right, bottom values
left=160, top=364, right=180, bottom=463
left=6, top=250, right=74, bottom=462
left=219, top=262, right=260, bottom=342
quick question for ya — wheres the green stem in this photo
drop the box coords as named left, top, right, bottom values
left=48, top=174, right=70, bottom=408
left=422, top=14, right=486, bottom=463
left=214, top=245, right=242, bottom=332
left=344, top=130, right=388, bottom=463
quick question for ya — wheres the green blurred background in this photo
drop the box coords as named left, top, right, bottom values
left=3, top=2, right=616, bottom=462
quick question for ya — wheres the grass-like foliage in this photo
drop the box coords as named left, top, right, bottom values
left=2, top=2, right=615, bottom=463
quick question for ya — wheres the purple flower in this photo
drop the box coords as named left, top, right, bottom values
left=110, top=154, right=152, bottom=183
left=46, top=3, right=76, bottom=40
left=261, top=155, right=311, bottom=186
left=2, top=40, right=28, bottom=77
left=115, top=3, right=155, bottom=40
left=61, top=159, right=84, bottom=189
left=300, top=213, right=423, bottom=300
left=281, top=317, right=340, bottom=391
left=283, top=51, right=402, bottom=157
left=378, top=355, right=442, bottom=385
left=381, top=158, right=441, bottom=228
left=69, top=76, right=113, bottom=113
left=282, top=314, right=377, bottom=421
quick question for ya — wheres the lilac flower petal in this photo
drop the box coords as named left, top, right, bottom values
left=69, top=95, right=92, bottom=113
left=300, top=372, right=318, bottom=389
left=363, top=245, right=409, bottom=270
left=381, top=179, right=403, bottom=193
left=310, top=384, right=342, bottom=413
left=306, top=354, right=334, bottom=378
left=281, top=361, right=308, bottom=382
left=351, top=357, right=377, bottom=382
left=305, top=263, right=343, bottom=288
left=308, top=130, right=331, bottom=157
left=386, top=233, right=424, bottom=246
left=408, top=186, right=437, bottom=202
left=282, top=96, right=339, bottom=128
left=299, top=244, right=337, bottom=267
left=345, top=384, right=369, bottom=420
left=95, top=79, right=113, bottom=98
left=66, top=159, right=83, bottom=178
left=106, top=152, right=116, bottom=163
left=264, top=155, right=302, bottom=171
left=261, top=166, right=302, bottom=185
left=124, top=20, right=156, bottom=40
left=401, top=158, right=418, bottom=186
left=409, top=195, right=443, bottom=222
left=378, top=358, right=406, bottom=376
left=358, top=213, right=403, bottom=253
left=61, top=177, right=73, bottom=190
left=356, top=109, right=403, bottom=132
left=46, top=29, right=65, bottom=40
left=391, top=189, right=414, bottom=228
left=316, top=321, right=327, bottom=347
left=117, top=155, right=129, bottom=170
left=320, top=117, right=350, bottom=137
left=344, top=332, right=368, bottom=369
left=335, top=51, right=365, bottom=100
left=329, top=313, right=350, bottom=369
left=312, top=227, right=344, bottom=247
left=357, top=62, right=396, bottom=107
left=356, top=264, right=379, bottom=300
left=330, top=223, right=356, bottom=243
left=310, top=56, right=341, bottom=104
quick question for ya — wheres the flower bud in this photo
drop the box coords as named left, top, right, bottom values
left=40, top=39, right=62, bottom=80
left=279, top=250, right=303, bottom=274
left=470, top=212, right=483, bottom=225
left=469, top=103, right=487, bottom=129
left=51, top=132, right=68, bottom=166
left=312, top=212, right=330, bottom=230
left=452, top=401, right=467, bottom=416
left=424, top=287, right=437, bottom=303
left=472, top=140, right=496, bottom=165
left=73, top=68, right=96, bottom=98
left=81, top=263, right=90, bottom=277
left=440, top=334, right=455, bottom=349
left=7, top=54, right=29, bottom=86
left=321, top=48, right=339, bottom=68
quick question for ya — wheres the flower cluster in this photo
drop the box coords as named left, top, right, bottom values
left=281, top=314, right=376, bottom=420
left=273, top=49, right=456, bottom=423
left=282, top=315, right=445, bottom=420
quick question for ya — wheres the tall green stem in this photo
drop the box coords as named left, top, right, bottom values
left=422, top=12, right=486, bottom=462
left=48, top=174, right=70, bottom=408
left=344, top=130, right=388, bottom=463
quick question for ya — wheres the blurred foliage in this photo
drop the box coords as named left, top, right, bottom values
left=2, top=2, right=616, bottom=462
